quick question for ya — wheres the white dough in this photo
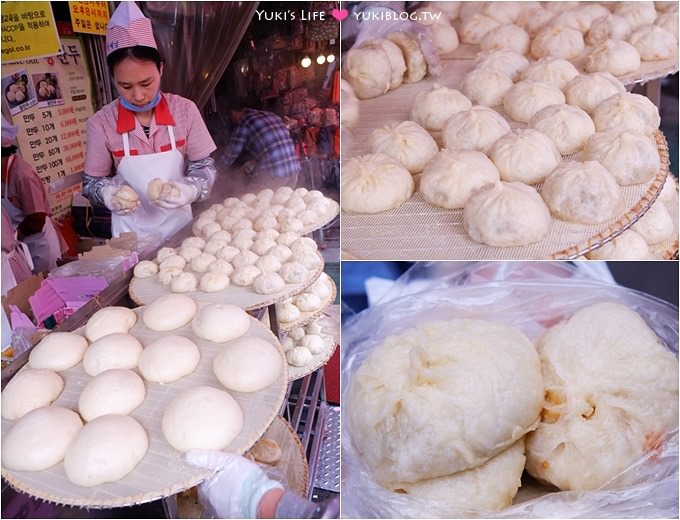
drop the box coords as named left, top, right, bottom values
left=143, top=293, right=198, bottom=331
left=531, top=25, right=585, bottom=60
left=182, top=236, right=205, bottom=250
left=526, top=302, right=678, bottom=490
left=480, top=23, right=529, bottom=54
left=78, top=369, right=146, bottom=422
left=133, top=260, right=158, bottom=279
left=564, top=72, right=626, bottom=115
left=294, top=293, right=322, bottom=312
left=489, top=128, right=561, bottom=184
left=348, top=319, right=543, bottom=485
left=157, top=267, right=183, bottom=285
left=459, top=67, right=513, bottom=107
left=29, top=332, right=88, bottom=371
left=287, top=346, right=313, bottom=367
left=584, top=39, right=641, bottom=75
left=503, top=80, right=566, bottom=124
left=138, top=335, right=201, bottom=383
left=474, top=49, right=530, bottom=80
left=419, top=150, right=500, bottom=209
left=64, top=415, right=148, bottom=486
left=522, top=57, right=580, bottom=89
left=279, top=261, right=309, bottom=284
left=582, top=131, right=660, bottom=185
left=190, top=253, right=217, bottom=273
left=1, top=369, right=64, bottom=420
left=82, top=333, right=143, bottom=376
left=85, top=306, right=137, bottom=342
left=342, top=45, right=392, bottom=100
left=171, top=272, right=198, bottom=293
left=632, top=201, right=675, bottom=244
left=159, top=255, right=186, bottom=270
left=628, top=24, right=677, bottom=61
left=199, top=271, right=230, bottom=292
left=370, top=121, right=439, bottom=174
left=593, top=93, right=660, bottom=135
left=442, top=106, right=511, bottom=153
left=301, top=334, right=325, bottom=355
left=191, top=303, right=250, bottom=343
left=588, top=229, right=653, bottom=259
left=232, top=250, right=259, bottom=268
left=252, top=272, right=286, bottom=294
left=213, top=337, right=283, bottom=392
left=529, top=103, right=595, bottom=155
left=277, top=302, right=301, bottom=322
left=231, top=265, right=262, bottom=286
left=464, top=182, right=551, bottom=247
left=410, top=85, right=472, bottom=131
left=1, top=406, right=82, bottom=471
left=342, top=154, right=414, bottom=214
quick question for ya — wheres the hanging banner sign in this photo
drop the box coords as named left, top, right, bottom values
left=1, top=1, right=62, bottom=63
left=2, top=37, right=94, bottom=219
left=68, top=1, right=109, bottom=35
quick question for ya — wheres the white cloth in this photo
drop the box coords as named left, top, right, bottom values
left=113, top=125, right=189, bottom=240
left=2, top=155, right=58, bottom=274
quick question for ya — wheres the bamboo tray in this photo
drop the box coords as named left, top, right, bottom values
left=129, top=252, right=324, bottom=309
left=341, top=58, right=674, bottom=260
left=1, top=307, right=288, bottom=508
left=277, top=274, right=337, bottom=333
left=285, top=312, right=340, bottom=382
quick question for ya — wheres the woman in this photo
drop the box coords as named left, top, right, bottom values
left=83, top=1, right=217, bottom=240
left=1, top=116, right=66, bottom=275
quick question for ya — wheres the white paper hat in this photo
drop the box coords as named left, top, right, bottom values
left=1, top=115, right=18, bottom=147
left=106, top=1, right=157, bottom=56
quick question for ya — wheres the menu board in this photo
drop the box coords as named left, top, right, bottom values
left=2, top=37, right=94, bottom=220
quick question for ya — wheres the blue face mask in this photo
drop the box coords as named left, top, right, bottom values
left=119, top=90, right=162, bottom=113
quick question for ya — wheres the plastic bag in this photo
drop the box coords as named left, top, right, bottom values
left=341, top=267, right=679, bottom=518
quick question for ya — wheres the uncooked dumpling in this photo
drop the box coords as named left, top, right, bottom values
left=459, top=67, right=513, bottom=107
left=587, top=229, right=653, bottom=259
left=192, top=303, right=250, bottom=343
left=341, top=154, right=414, bottom=214
left=29, top=332, right=88, bottom=371
left=252, top=272, right=286, bottom=294
left=143, top=293, right=197, bottom=331
left=419, top=150, right=500, bottom=209
left=64, top=414, right=148, bottom=487
left=370, top=121, right=438, bottom=174
left=1, top=369, right=64, bottom=420
left=280, top=261, right=308, bottom=284
left=138, top=335, right=201, bottom=383
left=521, top=57, right=580, bottom=89
left=85, top=306, right=136, bottom=342
left=592, top=93, right=660, bottom=135
left=277, top=302, right=301, bottom=322
left=347, top=319, right=543, bottom=485
left=503, top=80, right=566, bottom=124
left=528, top=104, right=595, bottom=155
left=395, top=440, right=526, bottom=513
left=489, top=128, right=561, bottom=184
left=133, top=260, right=158, bottom=278
left=628, top=24, right=677, bottom=61
left=583, top=39, right=641, bottom=75
left=541, top=160, right=623, bottom=224
left=82, top=333, right=143, bottom=376
left=442, top=106, right=511, bottom=153
left=531, top=25, right=585, bottom=59
left=170, top=272, right=198, bottom=293
left=526, top=302, right=678, bottom=490
left=564, top=72, right=626, bottom=115
left=214, top=337, right=283, bottom=393
left=78, top=369, right=146, bottom=422
left=199, top=271, right=230, bottom=292
left=410, top=85, right=471, bottom=131
left=294, top=293, right=322, bottom=312
left=231, top=265, right=262, bottom=286
left=632, top=201, right=675, bottom=244
left=582, top=131, right=660, bottom=185
left=287, top=346, right=313, bottom=367
left=463, top=182, right=551, bottom=247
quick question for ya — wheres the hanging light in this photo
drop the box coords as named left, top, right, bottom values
left=326, top=53, right=336, bottom=63
left=316, top=54, right=326, bottom=65
left=301, top=55, right=312, bottom=68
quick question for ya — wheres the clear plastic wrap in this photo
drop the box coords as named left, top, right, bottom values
left=341, top=264, right=679, bottom=518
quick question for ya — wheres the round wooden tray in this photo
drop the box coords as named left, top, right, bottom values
left=301, top=199, right=339, bottom=235
left=278, top=274, right=337, bottom=333
left=341, top=56, right=674, bottom=260
left=129, top=251, right=324, bottom=310
left=1, top=307, right=288, bottom=508
left=286, top=312, right=340, bottom=382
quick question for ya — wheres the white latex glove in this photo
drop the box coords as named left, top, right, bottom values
left=101, top=184, right=140, bottom=215
left=186, top=450, right=284, bottom=519
left=152, top=180, right=198, bottom=209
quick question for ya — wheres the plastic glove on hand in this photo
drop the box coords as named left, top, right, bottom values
left=153, top=180, right=198, bottom=209
left=101, top=184, right=140, bottom=215
left=186, top=449, right=284, bottom=519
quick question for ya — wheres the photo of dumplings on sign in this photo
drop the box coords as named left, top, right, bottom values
left=32, top=72, right=64, bottom=107
left=1, top=70, right=38, bottom=115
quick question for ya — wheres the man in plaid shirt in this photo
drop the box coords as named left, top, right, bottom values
left=224, top=108, right=301, bottom=186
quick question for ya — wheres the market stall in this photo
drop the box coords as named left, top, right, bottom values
left=1, top=1, right=341, bottom=517
left=340, top=1, right=679, bottom=260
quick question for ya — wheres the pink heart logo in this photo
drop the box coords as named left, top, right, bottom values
left=332, top=8, right=348, bottom=21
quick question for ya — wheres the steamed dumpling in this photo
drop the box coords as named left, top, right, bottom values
left=442, top=107, right=511, bottom=153
left=419, top=150, right=500, bottom=209
left=632, top=201, right=675, bottom=244
left=564, top=72, right=626, bottom=114
left=473, top=49, right=530, bottom=80
left=583, top=39, right=641, bottom=75
left=410, top=85, right=472, bottom=131
left=528, top=104, right=595, bottom=155
left=463, top=182, right=551, bottom=247
left=370, top=121, right=438, bottom=174
left=587, top=229, right=653, bottom=259
left=615, top=1, right=658, bottom=30
left=521, top=57, right=580, bottom=89
left=586, top=14, right=633, bottom=45
left=341, top=154, right=414, bottom=214
left=359, top=38, right=407, bottom=90
left=582, top=131, right=660, bottom=185
left=503, top=80, right=566, bottom=124
left=489, top=129, right=561, bottom=184
left=531, top=25, right=585, bottom=59
left=342, top=46, right=392, bottom=99
left=460, top=67, right=514, bottom=107
left=592, top=93, right=660, bottom=135
left=628, top=25, right=677, bottom=61
left=480, top=24, right=530, bottom=54
left=541, top=161, right=623, bottom=224
left=460, top=14, right=500, bottom=44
